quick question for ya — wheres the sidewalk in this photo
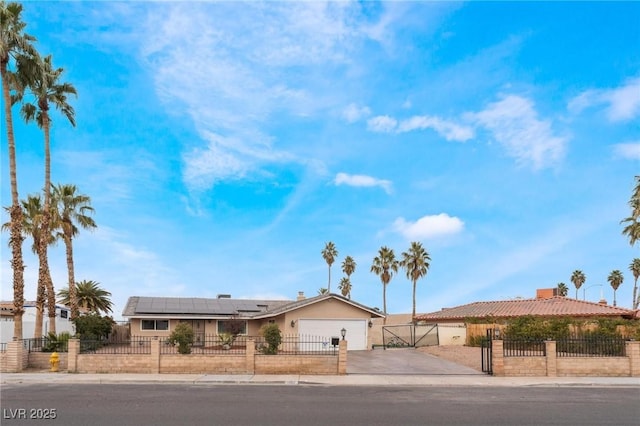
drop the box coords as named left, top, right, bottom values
left=2, top=372, right=639, bottom=387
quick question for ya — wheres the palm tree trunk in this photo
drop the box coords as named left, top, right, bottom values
left=412, top=279, right=416, bottom=324
left=382, top=283, right=387, bottom=325
left=2, top=65, right=26, bottom=340
left=64, top=233, right=78, bottom=320
left=328, top=266, right=331, bottom=293
left=42, top=113, right=56, bottom=334
left=633, top=278, right=638, bottom=310
left=34, top=280, right=45, bottom=338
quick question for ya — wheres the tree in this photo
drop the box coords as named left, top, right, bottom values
left=1, top=0, right=37, bottom=339
left=73, top=313, right=114, bottom=340
left=338, top=277, right=352, bottom=299
left=570, top=270, right=586, bottom=300
left=607, top=270, right=624, bottom=307
left=400, top=242, right=431, bottom=324
left=321, top=242, right=338, bottom=293
left=317, top=287, right=328, bottom=295
left=15, top=53, right=77, bottom=334
left=52, top=184, right=96, bottom=321
left=370, top=246, right=398, bottom=323
left=167, top=322, right=194, bottom=354
left=630, top=258, right=640, bottom=310
left=57, top=280, right=113, bottom=315
left=556, top=282, right=568, bottom=297
left=621, top=176, right=640, bottom=247
left=340, top=255, right=356, bottom=299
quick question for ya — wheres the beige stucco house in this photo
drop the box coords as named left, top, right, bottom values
left=122, top=292, right=384, bottom=350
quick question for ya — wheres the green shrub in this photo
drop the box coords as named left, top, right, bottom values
left=73, top=313, right=115, bottom=340
left=167, top=322, right=194, bottom=354
left=259, top=324, right=282, bottom=355
left=42, top=332, right=72, bottom=352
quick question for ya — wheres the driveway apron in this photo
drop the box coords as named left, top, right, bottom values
left=347, top=348, right=483, bottom=375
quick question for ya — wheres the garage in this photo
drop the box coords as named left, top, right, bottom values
left=298, top=319, right=368, bottom=351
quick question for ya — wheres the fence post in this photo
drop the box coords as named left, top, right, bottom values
left=150, top=338, right=160, bottom=374
left=338, top=340, right=347, bottom=375
left=545, top=340, right=557, bottom=377
left=491, top=339, right=504, bottom=376
left=246, top=338, right=255, bottom=374
left=627, top=341, right=640, bottom=377
left=68, top=338, right=79, bottom=373
left=6, top=340, right=23, bottom=373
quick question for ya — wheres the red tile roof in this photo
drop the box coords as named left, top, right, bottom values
left=415, top=296, right=637, bottom=321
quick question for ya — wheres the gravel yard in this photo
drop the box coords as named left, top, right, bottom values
left=417, top=345, right=482, bottom=372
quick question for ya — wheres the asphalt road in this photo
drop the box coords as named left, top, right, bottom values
left=1, top=384, right=639, bottom=426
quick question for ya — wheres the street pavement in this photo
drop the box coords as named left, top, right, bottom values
left=1, top=371, right=639, bottom=387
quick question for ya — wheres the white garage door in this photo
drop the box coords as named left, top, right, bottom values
left=298, top=319, right=368, bottom=351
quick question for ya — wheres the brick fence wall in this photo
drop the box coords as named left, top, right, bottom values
left=492, top=340, right=640, bottom=377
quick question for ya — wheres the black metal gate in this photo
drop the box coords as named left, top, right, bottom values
left=481, top=329, right=493, bottom=375
left=382, top=324, right=439, bottom=349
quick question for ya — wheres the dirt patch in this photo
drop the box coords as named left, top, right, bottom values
left=417, top=345, right=482, bottom=372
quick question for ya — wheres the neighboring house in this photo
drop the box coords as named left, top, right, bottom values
left=122, top=292, right=384, bottom=351
left=0, top=301, right=75, bottom=344
left=415, top=289, right=638, bottom=326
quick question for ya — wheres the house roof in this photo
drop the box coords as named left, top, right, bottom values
left=415, top=296, right=638, bottom=322
left=122, top=294, right=385, bottom=319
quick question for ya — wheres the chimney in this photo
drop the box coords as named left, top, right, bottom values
left=297, top=291, right=305, bottom=301
left=598, top=299, right=607, bottom=305
left=536, top=288, right=557, bottom=299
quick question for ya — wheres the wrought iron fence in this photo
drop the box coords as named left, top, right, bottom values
left=556, top=336, right=627, bottom=357
left=0, top=342, right=6, bottom=352
left=160, top=335, right=248, bottom=354
left=503, top=338, right=546, bottom=357
left=256, top=334, right=339, bottom=355
left=79, top=337, right=153, bottom=354
left=22, top=337, right=69, bottom=353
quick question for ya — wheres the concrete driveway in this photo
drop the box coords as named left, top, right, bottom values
left=347, top=348, right=483, bottom=375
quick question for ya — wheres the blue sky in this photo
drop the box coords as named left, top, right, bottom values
left=1, top=1, right=639, bottom=320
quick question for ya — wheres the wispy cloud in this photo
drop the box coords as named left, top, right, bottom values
left=342, top=103, right=372, bottom=123
left=613, top=142, right=640, bottom=160
left=468, top=95, right=567, bottom=169
left=397, top=115, right=474, bottom=142
left=568, top=76, right=640, bottom=122
left=334, top=172, right=392, bottom=194
left=367, top=115, right=398, bottom=132
left=393, top=213, right=464, bottom=240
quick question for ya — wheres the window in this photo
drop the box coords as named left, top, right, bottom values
left=60, top=310, right=68, bottom=319
left=217, top=319, right=247, bottom=335
left=141, top=320, right=169, bottom=331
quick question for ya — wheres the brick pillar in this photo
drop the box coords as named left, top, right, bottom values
left=338, top=340, right=347, bottom=375
left=492, top=339, right=504, bottom=376
left=246, top=338, right=255, bottom=374
left=150, top=338, right=160, bottom=374
left=627, top=341, right=640, bottom=377
left=545, top=340, right=557, bottom=377
left=6, top=340, right=23, bottom=373
left=68, top=338, right=79, bottom=373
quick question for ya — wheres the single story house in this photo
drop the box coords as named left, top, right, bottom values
left=122, top=292, right=384, bottom=351
left=0, top=301, right=75, bottom=344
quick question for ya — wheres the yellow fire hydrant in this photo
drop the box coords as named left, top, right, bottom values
left=49, top=352, right=59, bottom=372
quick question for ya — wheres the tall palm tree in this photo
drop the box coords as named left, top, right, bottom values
left=370, top=246, right=398, bottom=323
left=52, top=184, right=96, bottom=320
left=57, top=280, right=113, bottom=315
left=1, top=0, right=37, bottom=340
left=629, top=258, right=640, bottom=310
left=338, top=277, right=352, bottom=299
left=341, top=255, right=356, bottom=298
left=570, top=270, right=586, bottom=300
left=399, top=241, right=431, bottom=324
left=321, top=242, right=338, bottom=293
left=607, top=270, right=624, bottom=307
left=15, top=53, right=77, bottom=333
left=317, top=287, right=328, bottom=295
left=556, top=282, right=568, bottom=297
left=621, top=176, right=640, bottom=247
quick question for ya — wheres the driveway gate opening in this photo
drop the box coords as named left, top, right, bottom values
left=382, top=324, right=439, bottom=348
left=481, top=329, right=493, bottom=375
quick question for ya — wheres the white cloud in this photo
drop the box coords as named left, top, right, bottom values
left=613, top=142, right=640, bottom=160
left=334, top=172, right=392, bottom=194
left=468, top=95, right=567, bottom=169
left=397, top=115, right=474, bottom=142
left=393, top=213, right=464, bottom=240
left=568, top=76, right=640, bottom=122
left=367, top=115, right=398, bottom=132
left=342, top=103, right=371, bottom=123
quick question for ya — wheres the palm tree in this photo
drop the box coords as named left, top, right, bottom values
left=15, top=53, right=77, bottom=333
left=1, top=0, right=37, bottom=340
left=570, top=270, right=586, bottom=300
left=317, top=287, right=328, bottom=295
left=57, top=280, right=113, bottom=315
left=370, top=246, right=398, bottom=323
left=338, top=277, right=352, bottom=299
left=321, top=242, right=338, bottom=293
left=52, top=184, right=96, bottom=320
left=629, top=259, right=640, bottom=310
left=341, top=255, right=356, bottom=298
left=621, top=176, right=640, bottom=247
left=607, top=270, right=624, bottom=307
left=400, top=242, right=431, bottom=324
left=556, top=282, right=568, bottom=297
